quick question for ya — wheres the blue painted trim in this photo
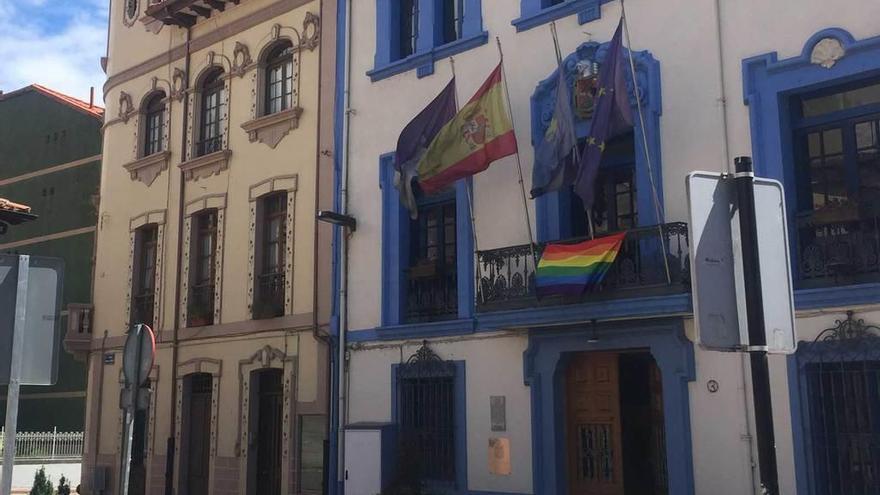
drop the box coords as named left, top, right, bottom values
left=742, top=28, right=880, bottom=308
left=391, top=360, right=468, bottom=493
left=523, top=318, right=696, bottom=494
left=347, top=292, right=691, bottom=343
left=512, top=0, right=610, bottom=33
left=379, top=155, right=475, bottom=328
left=467, top=492, right=531, bottom=495
left=794, top=282, right=880, bottom=310
left=369, top=0, right=488, bottom=82
left=531, top=41, right=663, bottom=241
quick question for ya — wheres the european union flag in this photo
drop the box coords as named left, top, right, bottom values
left=530, top=68, right=577, bottom=198
left=574, top=20, right=633, bottom=210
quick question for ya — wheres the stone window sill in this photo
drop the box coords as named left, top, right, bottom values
left=123, top=151, right=171, bottom=186
left=179, top=149, right=232, bottom=181
left=367, top=32, right=489, bottom=82
left=241, top=107, right=303, bottom=149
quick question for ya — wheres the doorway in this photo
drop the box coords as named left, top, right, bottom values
left=248, top=368, right=283, bottom=495
left=565, top=351, right=667, bottom=495
left=184, top=373, right=212, bottom=495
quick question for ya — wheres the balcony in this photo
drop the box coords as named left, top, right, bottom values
left=796, top=211, right=880, bottom=289
left=406, top=262, right=458, bottom=322
left=187, top=283, right=215, bottom=327
left=64, top=303, right=92, bottom=360
left=144, top=0, right=241, bottom=27
left=253, top=272, right=285, bottom=319
left=475, top=222, right=690, bottom=312
left=131, top=293, right=155, bottom=327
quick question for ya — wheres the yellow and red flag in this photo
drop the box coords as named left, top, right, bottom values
left=416, top=64, right=518, bottom=194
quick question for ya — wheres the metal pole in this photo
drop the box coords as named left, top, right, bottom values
left=733, top=156, right=779, bottom=495
left=1, top=255, right=29, bottom=495
left=119, top=324, right=145, bottom=495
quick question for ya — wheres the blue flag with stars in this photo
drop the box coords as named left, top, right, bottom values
left=574, top=20, right=633, bottom=210
left=530, top=67, right=577, bottom=198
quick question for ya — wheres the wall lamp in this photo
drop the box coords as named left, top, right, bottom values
left=316, top=210, right=357, bottom=232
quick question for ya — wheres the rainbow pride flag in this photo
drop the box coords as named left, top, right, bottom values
left=535, top=232, right=627, bottom=297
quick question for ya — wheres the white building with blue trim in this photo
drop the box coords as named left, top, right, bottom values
left=329, top=1, right=880, bottom=494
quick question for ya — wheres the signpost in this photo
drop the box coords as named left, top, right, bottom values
left=0, top=255, right=64, bottom=495
left=118, top=323, right=156, bottom=495
left=686, top=157, right=795, bottom=495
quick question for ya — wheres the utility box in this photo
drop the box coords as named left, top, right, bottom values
left=344, top=422, right=397, bottom=495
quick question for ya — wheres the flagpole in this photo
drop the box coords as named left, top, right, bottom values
left=619, top=2, right=671, bottom=284
left=495, top=37, right=539, bottom=268
left=450, top=57, right=486, bottom=304
left=550, top=22, right=594, bottom=240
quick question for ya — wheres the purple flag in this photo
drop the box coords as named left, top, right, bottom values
left=395, top=78, right=457, bottom=217
left=573, top=20, right=633, bottom=210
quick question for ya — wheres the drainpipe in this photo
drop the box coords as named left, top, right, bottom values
left=336, top=0, right=353, bottom=491
left=165, top=24, right=192, bottom=495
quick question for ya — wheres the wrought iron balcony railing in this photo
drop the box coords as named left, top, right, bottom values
left=188, top=283, right=215, bottom=327
left=406, top=263, right=458, bottom=322
left=253, top=272, right=285, bottom=319
left=796, top=213, right=880, bottom=288
left=131, top=292, right=155, bottom=326
left=475, top=222, right=690, bottom=311
left=196, top=136, right=223, bottom=157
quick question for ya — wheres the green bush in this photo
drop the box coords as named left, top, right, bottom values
left=57, top=475, right=71, bottom=495
left=29, top=466, right=53, bottom=495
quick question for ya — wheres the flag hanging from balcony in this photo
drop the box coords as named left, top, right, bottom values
left=535, top=231, right=627, bottom=297
left=395, top=78, right=458, bottom=218
left=415, top=64, right=518, bottom=195
left=573, top=19, right=633, bottom=210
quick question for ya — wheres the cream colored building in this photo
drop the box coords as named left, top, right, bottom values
left=82, top=0, right=336, bottom=494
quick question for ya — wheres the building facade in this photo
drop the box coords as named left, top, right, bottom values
left=334, top=0, right=880, bottom=494
left=83, top=0, right=336, bottom=494
left=0, top=85, right=102, bottom=432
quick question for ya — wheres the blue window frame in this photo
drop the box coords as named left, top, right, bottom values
left=369, top=0, right=488, bottom=82
left=512, top=0, right=612, bottom=33
left=743, top=28, right=880, bottom=311
left=380, top=153, right=474, bottom=327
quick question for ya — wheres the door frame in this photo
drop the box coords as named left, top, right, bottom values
left=524, top=317, right=695, bottom=495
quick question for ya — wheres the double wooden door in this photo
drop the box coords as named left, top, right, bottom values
left=566, top=352, right=625, bottom=495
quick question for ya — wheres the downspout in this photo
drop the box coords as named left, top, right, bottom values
left=712, top=0, right=758, bottom=490
left=165, top=24, right=192, bottom=495
left=336, top=0, right=352, bottom=490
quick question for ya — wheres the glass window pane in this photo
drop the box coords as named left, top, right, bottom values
left=802, top=81, right=880, bottom=118
left=822, top=128, right=843, bottom=155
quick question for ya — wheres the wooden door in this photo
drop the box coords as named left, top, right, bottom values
left=256, top=369, right=283, bottom=494
left=186, top=374, right=213, bottom=495
left=566, top=352, right=624, bottom=495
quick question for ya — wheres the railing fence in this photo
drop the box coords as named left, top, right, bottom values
left=0, top=428, right=84, bottom=461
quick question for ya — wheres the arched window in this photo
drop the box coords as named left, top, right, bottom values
left=264, top=41, right=294, bottom=115
left=198, top=68, right=225, bottom=157
left=142, top=91, right=165, bottom=157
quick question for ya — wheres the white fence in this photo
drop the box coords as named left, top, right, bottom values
left=0, top=428, right=84, bottom=461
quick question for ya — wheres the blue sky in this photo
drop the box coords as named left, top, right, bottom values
left=0, top=0, right=108, bottom=103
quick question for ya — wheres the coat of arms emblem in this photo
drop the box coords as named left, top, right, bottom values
left=461, top=113, right=493, bottom=149
left=573, top=60, right=600, bottom=120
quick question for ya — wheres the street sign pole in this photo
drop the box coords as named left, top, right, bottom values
left=1, top=256, right=28, bottom=495
left=734, top=157, right=779, bottom=495
left=118, top=323, right=155, bottom=495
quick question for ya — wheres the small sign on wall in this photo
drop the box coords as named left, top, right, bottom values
left=490, top=395, right=506, bottom=431
left=488, top=437, right=511, bottom=475
left=104, top=353, right=115, bottom=365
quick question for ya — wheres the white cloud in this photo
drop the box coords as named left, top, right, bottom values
left=0, top=2, right=108, bottom=103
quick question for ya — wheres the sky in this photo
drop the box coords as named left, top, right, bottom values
left=0, top=0, right=108, bottom=103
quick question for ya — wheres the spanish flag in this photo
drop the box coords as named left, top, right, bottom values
left=416, top=64, right=518, bottom=194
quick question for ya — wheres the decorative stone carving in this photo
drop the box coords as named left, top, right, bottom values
left=240, top=107, right=303, bottom=148
left=301, top=12, right=321, bottom=51
left=179, top=149, right=232, bottom=181
left=171, top=68, right=187, bottom=101
left=123, top=151, right=171, bottom=186
left=811, top=37, right=845, bottom=68
left=232, top=41, right=253, bottom=77
left=118, top=91, right=135, bottom=122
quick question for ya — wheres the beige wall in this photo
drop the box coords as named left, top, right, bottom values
left=85, top=0, right=335, bottom=493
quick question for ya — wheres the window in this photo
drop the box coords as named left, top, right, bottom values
left=132, top=225, right=158, bottom=326
left=197, top=69, right=225, bottom=157
left=407, top=197, right=457, bottom=320
left=396, top=344, right=458, bottom=484
left=370, top=0, right=486, bottom=81
left=142, top=92, right=165, bottom=157
left=512, top=0, right=610, bottom=33
left=188, top=210, right=217, bottom=327
left=792, top=80, right=880, bottom=287
left=254, top=193, right=287, bottom=319
left=264, top=41, right=295, bottom=115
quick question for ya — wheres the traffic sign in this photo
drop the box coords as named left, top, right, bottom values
left=122, top=323, right=155, bottom=389
left=686, top=171, right=796, bottom=354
